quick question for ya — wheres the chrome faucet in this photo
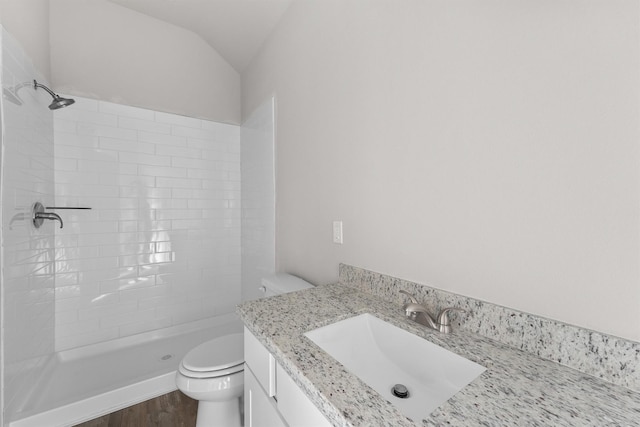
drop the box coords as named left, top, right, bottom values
left=32, top=202, right=64, bottom=229
left=35, top=211, right=64, bottom=229
left=400, top=291, right=465, bottom=334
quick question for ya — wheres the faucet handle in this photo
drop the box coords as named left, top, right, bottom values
left=399, top=290, right=419, bottom=304
left=436, top=307, right=466, bottom=334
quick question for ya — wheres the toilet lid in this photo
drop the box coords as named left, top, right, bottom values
left=182, top=333, right=244, bottom=372
left=179, top=361, right=244, bottom=379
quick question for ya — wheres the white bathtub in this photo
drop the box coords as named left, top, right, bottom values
left=10, top=313, right=242, bottom=427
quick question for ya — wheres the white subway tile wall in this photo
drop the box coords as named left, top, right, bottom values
left=1, top=27, right=56, bottom=422
left=53, top=97, right=241, bottom=351
left=241, top=98, right=276, bottom=301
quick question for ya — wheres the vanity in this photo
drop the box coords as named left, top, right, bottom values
left=244, top=326, right=331, bottom=426
left=237, top=266, right=640, bottom=426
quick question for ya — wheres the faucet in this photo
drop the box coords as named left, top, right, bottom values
left=32, top=202, right=64, bottom=229
left=400, top=291, right=465, bottom=334
left=35, top=211, right=64, bottom=228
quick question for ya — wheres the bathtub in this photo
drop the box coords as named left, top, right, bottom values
left=9, top=313, right=242, bottom=427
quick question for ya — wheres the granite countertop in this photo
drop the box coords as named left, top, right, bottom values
left=237, top=283, right=640, bottom=426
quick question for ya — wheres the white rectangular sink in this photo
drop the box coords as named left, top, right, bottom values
left=304, top=313, right=485, bottom=422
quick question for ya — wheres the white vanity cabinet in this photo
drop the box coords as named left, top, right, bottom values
left=245, top=363, right=286, bottom=427
left=244, top=327, right=332, bottom=427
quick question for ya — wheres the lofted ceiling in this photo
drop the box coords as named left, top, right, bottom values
left=108, top=0, right=293, bottom=72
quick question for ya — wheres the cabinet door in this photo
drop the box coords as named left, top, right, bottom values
left=244, top=327, right=277, bottom=396
left=276, top=364, right=332, bottom=427
left=245, top=365, right=287, bottom=427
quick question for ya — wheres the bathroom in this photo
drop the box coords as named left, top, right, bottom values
left=1, top=0, right=639, bottom=426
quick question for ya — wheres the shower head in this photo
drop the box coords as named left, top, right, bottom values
left=48, top=95, right=76, bottom=110
left=33, top=80, right=75, bottom=110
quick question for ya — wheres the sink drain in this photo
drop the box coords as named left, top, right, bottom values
left=391, top=384, right=409, bottom=398
left=160, top=354, right=173, bottom=361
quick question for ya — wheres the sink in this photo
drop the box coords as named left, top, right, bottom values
left=304, top=313, right=486, bottom=422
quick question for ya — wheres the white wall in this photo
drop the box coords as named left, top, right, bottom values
left=1, top=28, right=4, bottom=427
left=1, top=27, right=56, bottom=424
left=0, top=0, right=50, bottom=81
left=53, top=96, right=241, bottom=350
left=243, top=0, right=640, bottom=341
left=49, top=0, right=241, bottom=124
left=241, top=97, right=276, bottom=301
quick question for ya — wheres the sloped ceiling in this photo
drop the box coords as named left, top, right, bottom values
left=108, top=0, right=293, bottom=72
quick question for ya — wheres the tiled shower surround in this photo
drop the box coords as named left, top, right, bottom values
left=53, top=97, right=241, bottom=351
left=1, top=27, right=56, bottom=421
left=241, top=98, right=275, bottom=302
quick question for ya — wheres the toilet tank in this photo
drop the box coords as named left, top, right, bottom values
left=259, top=273, right=313, bottom=297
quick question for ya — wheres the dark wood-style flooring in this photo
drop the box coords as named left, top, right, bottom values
left=73, top=391, right=197, bottom=427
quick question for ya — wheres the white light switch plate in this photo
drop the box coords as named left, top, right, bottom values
left=333, top=221, right=343, bottom=244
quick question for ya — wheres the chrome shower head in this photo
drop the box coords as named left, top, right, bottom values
left=33, top=80, right=75, bottom=110
left=48, top=95, right=75, bottom=110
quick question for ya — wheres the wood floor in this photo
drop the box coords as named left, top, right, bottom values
left=73, top=391, right=198, bottom=427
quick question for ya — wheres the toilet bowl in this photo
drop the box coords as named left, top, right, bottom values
left=175, top=333, right=244, bottom=427
left=176, top=273, right=313, bottom=426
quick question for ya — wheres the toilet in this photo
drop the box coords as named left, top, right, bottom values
left=175, top=273, right=313, bottom=427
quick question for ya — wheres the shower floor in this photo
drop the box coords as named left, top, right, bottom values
left=10, top=314, right=242, bottom=427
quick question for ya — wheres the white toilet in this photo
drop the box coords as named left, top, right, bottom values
left=176, top=273, right=313, bottom=427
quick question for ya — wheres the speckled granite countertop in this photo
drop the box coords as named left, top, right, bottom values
left=237, top=284, right=640, bottom=426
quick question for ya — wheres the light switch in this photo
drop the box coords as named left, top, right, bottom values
left=333, top=221, right=343, bottom=244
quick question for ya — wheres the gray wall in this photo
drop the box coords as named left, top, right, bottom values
left=0, top=0, right=50, bottom=81
left=243, top=0, right=640, bottom=341
left=1, top=0, right=241, bottom=124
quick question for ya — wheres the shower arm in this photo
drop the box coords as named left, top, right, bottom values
left=33, top=80, right=58, bottom=98
left=33, top=80, right=75, bottom=110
